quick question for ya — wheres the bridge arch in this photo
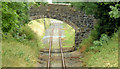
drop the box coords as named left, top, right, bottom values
left=29, top=4, right=95, bottom=49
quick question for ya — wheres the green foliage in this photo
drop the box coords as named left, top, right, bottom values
left=78, top=23, right=99, bottom=50
left=2, top=2, right=40, bottom=67
left=21, top=25, right=37, bottom=40
left=25, top=56, right=30, bottom=62
left=71, top=2, right=120, bottom=39
left=35, top=2, right=48, bottom=7
left=2, top=25, right=40, bottom=67
left=10, top=25, right=37, bottom=42
left=86, top=32, right=118, bottom=67
left=2, top=2, right=29, bottom=33
left=100, top=34, right=109, bottom=44
left=93, top=40, right=103, bottom=46
left=109, top=4, right=120, bottom=18
left=2, top=36, right=39, bottom=67
left=2, top=2, right=37, bottom=41
left=86, top=34, right=109, bottom=51
left=82, top=31, right=118, bottom=67
left=93, top=34, right=109, bottom=47
left=71, top=2, right=98, bottom=15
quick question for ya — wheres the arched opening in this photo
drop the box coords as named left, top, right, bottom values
left=28, top=18, right=75, bottom=52
left=30, top=4, right=95, bottom=51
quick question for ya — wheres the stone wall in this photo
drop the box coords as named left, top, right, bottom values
left=30, top=4, right=95, bottom=49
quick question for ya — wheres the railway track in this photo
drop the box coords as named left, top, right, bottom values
left=47, top=24, right=66, bottom=69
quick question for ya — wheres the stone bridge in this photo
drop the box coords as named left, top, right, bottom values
left=29, top=4, right=95, bottom=49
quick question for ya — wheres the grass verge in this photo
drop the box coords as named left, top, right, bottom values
left=80, top=32, right=118, bottom=67
left=2, top=25, right=40, bottom=67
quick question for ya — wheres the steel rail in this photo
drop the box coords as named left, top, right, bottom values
left=59, top=26, right=66, bottom=69
left=47, top=24, right=66, bottom=69
left=47, top=25, right=54, bottom=69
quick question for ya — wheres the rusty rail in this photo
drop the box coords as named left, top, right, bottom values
left=47, top=25, right=54, bottom=69
left=47, top=24, right=66, bottom=69
left=59, top=26, right=66, bottom=69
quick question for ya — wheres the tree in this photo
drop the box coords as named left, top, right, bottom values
left=2, top=2, right=29, bottom=33
left=71, top=2, right=120, bottom=38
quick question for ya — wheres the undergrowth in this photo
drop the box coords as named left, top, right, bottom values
left=80, top=31, right=118, bottom=67
left=2, top=25, right=40, bottom=67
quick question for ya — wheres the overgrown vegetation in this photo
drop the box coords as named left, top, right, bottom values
left=1, top=2, right=119, bottom=67
left=35, top=2, right=48, bottom=6
left=1, top=2, right=42, bottom=67
left=81, top=31, right=118, bottom=67
left=71, top=2, right=120, bottom=38
left=2, top=2, right=29, bottom=33
left=2, top=25, right=40, bottom=67
left=72, top=2, right=119, bottom=67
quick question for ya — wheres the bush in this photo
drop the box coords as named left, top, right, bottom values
left=100, top=34, right=109, bottom=44
left=10, top=25, right=37, bottom=42
left=93, top=40, right=103, bottom=46
left=21, top=25, right=37, bottom=40
left=93, top=34, right=109, bottom=47
left=2, top=2, right=29, bottom=33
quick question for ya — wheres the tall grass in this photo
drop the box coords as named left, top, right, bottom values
left=21, top=25, right=37, bottom=40
left=81, top=31, right=118, bottom=67
left=78, top=24, right=99, bottom=52
left=2, top=39, right=38, bottom=67
left=2, top=18, right=52, bottom=67
left=2, top=25, right=40, bottom=67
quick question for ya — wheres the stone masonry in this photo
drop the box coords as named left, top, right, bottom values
left=29, top=4, right=95, bottom=49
